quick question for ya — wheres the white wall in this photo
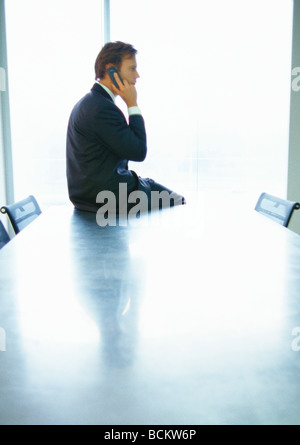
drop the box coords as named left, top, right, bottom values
left=0, top=70, right=6, bottom=210
left=288, top=0, right=300, bottom=232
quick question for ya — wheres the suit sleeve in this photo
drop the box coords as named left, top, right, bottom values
left=92, top=104, right=147, bottom=162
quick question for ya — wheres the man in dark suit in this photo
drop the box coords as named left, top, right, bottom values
left=66, top=41, right=185, bottom=215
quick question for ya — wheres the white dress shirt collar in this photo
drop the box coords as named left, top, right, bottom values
left=96, top=80, right=115, bottom=102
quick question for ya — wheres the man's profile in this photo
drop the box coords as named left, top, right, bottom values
left=66, top=41, right=185, bottom=214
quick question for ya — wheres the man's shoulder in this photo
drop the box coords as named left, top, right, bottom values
left=72, top=84, right=115, bottom=114
left=91, top=83, right=115, bottom=103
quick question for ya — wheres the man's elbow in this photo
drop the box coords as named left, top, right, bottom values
left=136, top=145, right=147, bottom=162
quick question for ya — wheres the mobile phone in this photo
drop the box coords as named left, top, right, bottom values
left=107, top=66, right=123, bottom=89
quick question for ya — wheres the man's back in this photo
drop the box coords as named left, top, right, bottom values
left=66, top=83, right=147, bottom=212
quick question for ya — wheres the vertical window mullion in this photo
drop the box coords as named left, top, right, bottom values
left=103, top=0, right=110, bottom=43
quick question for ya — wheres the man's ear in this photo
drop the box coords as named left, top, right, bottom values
left=105, top=63, right=114, bottom=71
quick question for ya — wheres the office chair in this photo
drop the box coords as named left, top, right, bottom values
left=0, top=195, right=42, bottom=235
left=254, top=192, right=300, bottom=227
left=0, top=220, right=10, bottom=249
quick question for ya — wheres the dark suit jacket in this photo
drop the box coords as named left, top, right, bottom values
left=66, top=83, right=148, bottom=212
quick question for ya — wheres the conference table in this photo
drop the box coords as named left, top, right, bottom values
left=1, top=191, right=300, bottom=425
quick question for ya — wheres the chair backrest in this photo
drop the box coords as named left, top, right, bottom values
left=255, top=192, right=300, bottom=227
left=0, top=195, right=42, bottom=234
left=0, top=220, right=10, bottom=249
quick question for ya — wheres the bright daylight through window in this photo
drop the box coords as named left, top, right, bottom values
left=110, top=0, right=293, bottom=206
left=5, top=0, right=293, bottom=209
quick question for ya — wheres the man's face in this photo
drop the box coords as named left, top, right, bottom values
left=119, top=56, right=140, bottom=85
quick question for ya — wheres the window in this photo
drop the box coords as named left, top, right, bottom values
left=110, top=0, right=293, bottom=204
left=5, top=0, right=293, bottom=209
left=5, top=0, right=104, bottom=208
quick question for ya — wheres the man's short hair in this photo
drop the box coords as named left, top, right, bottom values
left=95, top=41, right=137, bottom=80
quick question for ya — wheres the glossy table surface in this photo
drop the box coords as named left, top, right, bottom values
left=1, top=192, right=300, bottom=425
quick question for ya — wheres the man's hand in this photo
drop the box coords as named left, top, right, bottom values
left=111, top=72, right=138, bottom=108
